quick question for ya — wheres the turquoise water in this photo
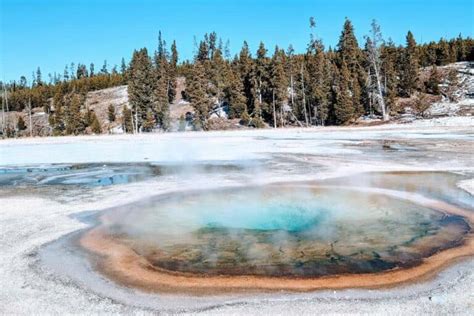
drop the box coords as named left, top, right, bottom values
left=202, top=198, right=327, bottom=232
left=0, top=163, right=157, bottom=186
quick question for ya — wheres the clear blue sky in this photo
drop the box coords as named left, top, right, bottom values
left=1, top=0, right=473, bottom=83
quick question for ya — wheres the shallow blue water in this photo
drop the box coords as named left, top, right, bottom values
left=0, top=163, right=155, bottom=186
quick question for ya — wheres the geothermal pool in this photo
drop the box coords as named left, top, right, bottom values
left=77, top=171, right=474, bottom=294
left=91, top=182, right=469, bottom=278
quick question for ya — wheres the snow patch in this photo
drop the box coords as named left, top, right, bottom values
left=457, top=179, right=474, bottom=196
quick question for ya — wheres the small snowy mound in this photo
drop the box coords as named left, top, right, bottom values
left=457, top=179, right=474, bottom=196
left=408, top=116, right=474, bottom=127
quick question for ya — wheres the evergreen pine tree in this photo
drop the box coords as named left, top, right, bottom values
left=153, top=67, right=170, bottom=130
left=334, top=60, right=354, bottom=124
left=89, top=63, right=95, bottom=77
left=425, top=65, right=441, bottom=95
left=445, top=68, right=459, bottom=101
left=63, top=65, right=69, bottom=82
left=108, top=104, right=116, bottom=122
left=306, top=20, right=331, bottom=125
left=169, top=40, right=179, bottom=103
left=208, top=45, right=228, bottom=106
left=65, top=93, right=84, bottom=135
left=336, top=18, right=364, bottom=115
left=381, top=39, right=399, bottom=113
left=253, top=42, right=269, bottom=118
left=50, top=90, right=65, bottom=135
left=142, top=109, right=156, bottom=132
left=436, top=38, right=451, bottom=65
left=120, top=58, right=127, bottom=75
left=83, top=108, right=93, bottom=127
left=101, top=60, right=108, bottom=75
left=225, top=67, right=247, bottom=119
left=17, top=116, right=26, bottom=131
left=122, top=105, right=133, bottom=133
left=455, top=34, right=467, bottom=61
left=237, top=41, right=255, bottom=114
left=153, top=34, right=171, bottom=130
left=186, top=62, right=211, bottom=129
left=36, top=67, right=42, bottom=86
left=70, top=62, right=76, bottom=80
left=400, top=31, right=419, bottom=96
left=90, top=112, right=102, bottom=134
left=270, top=47, right=288, bottom=127
left=128, top=48, right=155, bottom=131
left=239, top=109, right=251, bottom=126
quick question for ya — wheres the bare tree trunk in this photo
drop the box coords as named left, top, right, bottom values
left=280, top=106, right=284, bottom=127
left=3, top=87, right=9, bottom=134
left=28, top=97, right=33, bottom=137
left=272, top=90, right=277, bottom=128
left=135, top=109, right=139, bottom=134
left=130, top=108, right=134, bottom=134
left=300, top=65, right=308, bottom=126
left=290, top=75, right=294, bottom=107
left=290, top=110, right=304, bottom=127
left=374, top=64, right=388, bottom=120
left=1, top=88, right=5, bottom=135
left=368, top=20, right=388, bottom=121
left=5, top=88, right=9, bottom=112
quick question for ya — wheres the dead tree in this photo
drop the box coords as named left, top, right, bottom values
left=366, top=20, right=388, bottom=121
left=27, top=97, right=33, bottom=137
left=300, top=64, right=309, bottom=126
left=1, top=88, right=5, bottom=135
left=272, top=90, right=277, bottom=128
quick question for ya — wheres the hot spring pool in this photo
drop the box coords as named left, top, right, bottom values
left=95, top=184, right=470, bottom=278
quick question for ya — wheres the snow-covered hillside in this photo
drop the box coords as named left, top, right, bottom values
left=426, top=62, right=474, bottom=117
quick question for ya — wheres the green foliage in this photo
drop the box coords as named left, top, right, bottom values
left=65, top=93, right=85, bottom=135
left=251, top=115, right=265, bottom=128
left=445, top=68, right=459, bottom=102
left=50, top=90, right=65, bottom=135
left=186, top=62, right=211, bottom=129
left=17, top=116, right=26, bottom=131
left=270, top=47, right=287, bottom=126
left=108, top=104, right=116, bottom=122
left=225, top=67, right=247, bottom=119
left=122, top=105, right=133, bottom=133
left=2, top=27, right=473, bottom=138
left=142, top=109, right=156, bottom=132
left=425, top=66, right=441, bottom=95
left=381, top=40, right=399, bottom=113
left=128, top=48, right=155, bottom=130
left=413, top=93, right=430, bottom=117
left=400, top=31, right=419, bottom=97
left=336, top=18, right=365, bottom=116
left=334, top=61, right=354, bottom=124
left=90, top=112, right=102, bottom=134
left=239, top=110, right=250, bottom=126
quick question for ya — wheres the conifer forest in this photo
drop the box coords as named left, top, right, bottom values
left=1, top=19, right=473, bottom=137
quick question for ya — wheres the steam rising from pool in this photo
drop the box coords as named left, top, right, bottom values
left=100, top=183, right=470, bottom=277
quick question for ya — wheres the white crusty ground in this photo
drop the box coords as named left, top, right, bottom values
left=1, top=124, right=473, bottom=314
